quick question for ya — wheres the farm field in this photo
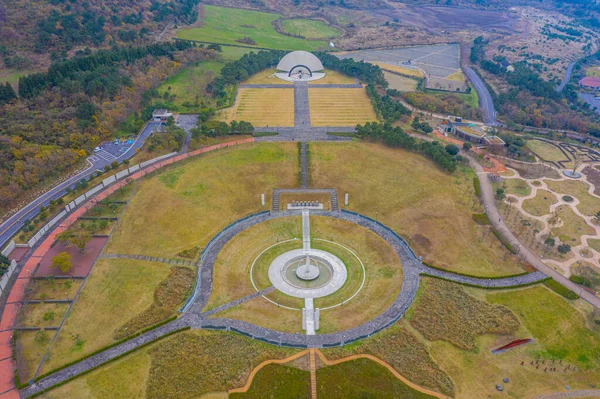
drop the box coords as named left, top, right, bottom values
left=105, top=143, right=298, bottom=257
left=308, top=88, right=377, bottom=126
left=157, top=46, right=250, bottom=112
left=177, top=5, right=327, bottom=51
left=309, top=142, right=524, bottom=277
left=383, top=71, right=418, bottom=92
left=280, top=19, right=341, bottom=39
left=220, top=88, right=295, bottom=127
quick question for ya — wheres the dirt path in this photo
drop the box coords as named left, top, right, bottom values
left=228, top=348, right=449, bottom=398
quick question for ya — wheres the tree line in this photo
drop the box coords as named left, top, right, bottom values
left=366, top=85, right=411, bottom=122
left=19, top=41, right=194, bottom=99
left=355, top=122, right=457, bottom=172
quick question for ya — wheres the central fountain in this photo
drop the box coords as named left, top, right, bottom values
left=295, top=254, right=320, bottom=281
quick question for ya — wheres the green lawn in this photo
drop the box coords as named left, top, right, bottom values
left=105, top=143, right=298, bottom=257
left=230, top=364, right=310, bottom=399
left=488, top=286, right=600, bottom=368
left=177, top=5, right=328, bottom=51
left=522, top=189, right=556, bottom=216
left=157, top=46, right=250, bottom=113
left=39, top=259, right=172, bottom=376
left=494, top=178, right=532, bottom=197
left=280, top=19, right=341, bottom=39
left=317, top=358, right=436, bottom=399
left=310, top=142, right=524, bottom=277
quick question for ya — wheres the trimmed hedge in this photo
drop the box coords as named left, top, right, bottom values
left=420, top=273, right=550, bottom=290
left=544, top=279, right=579, bottom=300
left=252, top=132, right=278, bottom=137
left=473, top=177, right=481, bottom=197
left=569, top=275, right=585, bottom=285
left=33, top=315, right=178, bottom=383
left=28, top=326, right=190, bottom=398
left=422, top=261, right=530, bottom=280
left=472, top=213, right=491, bottom=225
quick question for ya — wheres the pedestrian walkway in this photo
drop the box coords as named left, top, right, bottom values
left=309, top=349, right=318, bottom=399
left=301, top=142, right=309, bottom=188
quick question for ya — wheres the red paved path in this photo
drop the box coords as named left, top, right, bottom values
left=0, top=138, right=253, bottom=396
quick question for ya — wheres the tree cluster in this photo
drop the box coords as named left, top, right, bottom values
left=411, top=116, right=433, bottom=134
left=0, top=83, right=16, bottom=106
left=192, top=120, right=255, bottom=139
left=317, top=53, right=387, bottom=86
left=366, top=84, right=411, bottom=122
left=19, top=41, right=193, bottom=99
left=355, top=122, right=457, bottom=172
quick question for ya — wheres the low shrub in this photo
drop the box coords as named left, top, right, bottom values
left=569, top=275, right=585, bottom=285
left=473, top=177, right=481, bottom=196
left=472, top=213, right=491, bottom=225
left=544, top=279, right=579, bottom=300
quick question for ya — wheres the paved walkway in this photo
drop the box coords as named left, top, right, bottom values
left=301, top=142, right=308, bottom=188
left=201, top=286, right=275, bottom=318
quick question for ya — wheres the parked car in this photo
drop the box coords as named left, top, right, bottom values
left=94, top=146, right=102, bottom=153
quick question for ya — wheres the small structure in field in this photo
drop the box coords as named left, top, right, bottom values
left=152, top=109, right=173, bottom=122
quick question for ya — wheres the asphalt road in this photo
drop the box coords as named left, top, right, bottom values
left=557, top=61, right=576, bottom=93
left=463, top=66, right=499, bottom=126
left=0, top=122, right=162, bottom=250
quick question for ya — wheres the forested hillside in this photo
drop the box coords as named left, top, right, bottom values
left=0, top=42, right=217, bottom=212
left=0, top=0, right=199, bottom=69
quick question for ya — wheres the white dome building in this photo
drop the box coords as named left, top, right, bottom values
left=275, top=51, right=326, bottom=82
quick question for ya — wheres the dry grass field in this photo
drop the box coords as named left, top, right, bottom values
left=219, top=88, right=295, bottom=127
left=310, top=142, right=524, bottom=276
left=243, top=68, right=293, bottom=85
left=383, top=71, right=418, bottom=92
left=408, top=279, right=519, bottom=351
left=546, top=179, right=600, bottom=217
left=309, top=70, right=356, bottom=85
left=522, top=189, right=557, bottom=216
left=38, top=258, right=171, bottom=376
left=445, top=70, right=465, bottom=82
left=308, top=88, right=377, bottom=127
left=105, top=143, right=298, bottom=257
left=526, top=140, right=571, bottom=167
left=367, top=62, right=425, bottom=78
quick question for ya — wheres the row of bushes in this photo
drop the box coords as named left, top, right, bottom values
left=421, top=273, right=550, bottom=290
left=422, top=261, right=530, bottom=280
left=544, top=279, right=579, bottom=300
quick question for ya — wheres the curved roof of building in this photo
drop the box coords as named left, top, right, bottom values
left=277, top=51, right=324, bottom=72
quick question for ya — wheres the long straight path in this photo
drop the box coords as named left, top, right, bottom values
left=294, top=81, right=311, bottom=128
left=302, top=210, right=311, bottom=250
left=301, top=142, right=309, bottom=188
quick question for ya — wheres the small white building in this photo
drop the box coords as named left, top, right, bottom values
left=152, top=109, right=173, bottom=122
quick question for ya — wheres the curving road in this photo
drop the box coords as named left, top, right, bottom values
left=0, top=122, right=162, bottom=252
left=557, top=61, right=576, bottom=93
left=463, top=66, right=499, bottom=126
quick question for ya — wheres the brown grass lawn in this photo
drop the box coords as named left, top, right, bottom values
left=105, top=143, right=298, bottom=257
left=551, top=205, right=595, bottom=247
left=383, top=71, right=418, bottom=92
left=219, top=88, right=295, bottom=127
left=526, top=140, right=571, bottom=167
left=367, top=62, right=425, bottom=78
left=310, top=142, right=524, bottom=276
left=39, top=259, right=171, bottom=374
left=407, top=278, right=519, bottom=351
left=16, top=330, right=52, bottom=384
left=522, top=189, right=557, bottom=217
left=24, top=279, right=82, bottom=301
left=546, top=179, right=600, bottom=217
left=308, top=88, right=377, bottom=127
left=243, top=68, right=293, bottom=85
